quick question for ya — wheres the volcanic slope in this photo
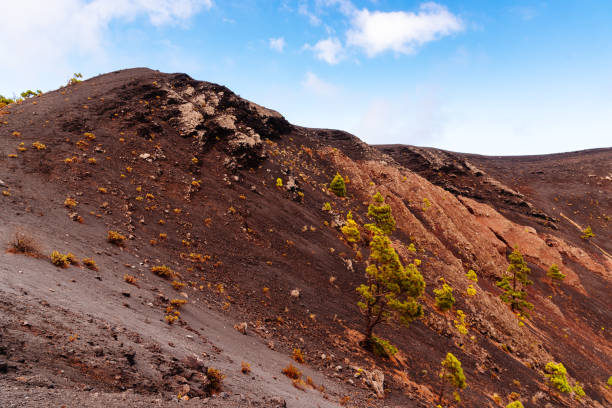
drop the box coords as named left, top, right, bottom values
left=0, top=68, right=610, bottom=407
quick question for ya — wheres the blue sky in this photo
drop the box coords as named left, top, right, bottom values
left=2, top=1, right=611, bottom=155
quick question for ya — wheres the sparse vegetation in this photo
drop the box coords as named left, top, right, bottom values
left=151, top=265, right=174, bottom=278
left=276, top=177, right=283, bottom=187
left=67, top=72, right=83, bottom=85
left=64, top=197, right=77, bottom=208
left=82, top=258, right=97, bottom=270
left=547, top=264, right=565, bottom=284
left=8, top=231, right=39, bottom=256
left=371, top=335, right=398, bottom=358
left=434, top=283, right=455, bottom=311
left=581, top=226, right=594, bottom=240
left=329, top=173, right=346, bottom=197
left=124, top=274, right=137, bottom=285
left=206, top=367, right=225, bottom=392
left=341, top=211, right=361, bottom=243
left=292, top=348, right=305, bottom=363
left=282, top=364, right=302, bottom=379
left=438, top=352, right=466, bottom=405
left=505, top=401, right=524, bottom=408
left=107, top=230, right=125, bottom=245
left=50, top=251, right=70, bottom=268
left=322, top=202, right=331, bottom=211
left=365, top=192, right=396, bottom=234
left=497, top=247, right=533, bottom=317
left=544, top=362, right=571, bottom=393
left=466, top=269, right=478, bottom=282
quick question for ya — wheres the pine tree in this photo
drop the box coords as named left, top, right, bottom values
left=434, top=283, right=455, bottom=312
left=438, top=352, right=467, bottom=404
left=341, top=211, right=361, bottom=243
left=496, top=246, right=533, bottom=317
left=329, top=173, right=346, bottom=197
left=356, top=226, right=425, bottom=348
left=547, top=264, right=565, bottom=284
left=365, top=192, right=396, bottom=235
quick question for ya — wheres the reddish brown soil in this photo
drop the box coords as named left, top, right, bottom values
left=0, top=68, right=610, bottom=407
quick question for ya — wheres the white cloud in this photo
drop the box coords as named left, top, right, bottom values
left=304, top=37, right=344, bottom=64
left=347, top=2, right=464, bottom=56
left=269, top=37, right=286, bottom=52
left=0, top=0, right=211, bottom=94
left=302, top=72, right=338, bottom=96
left=298, top=2, right=321, bottom=26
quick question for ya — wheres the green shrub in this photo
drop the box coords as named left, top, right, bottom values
left=20, top=90, right=41, bottom=98
left=365, top=192, right=396, bottom=235
left=545, top=362, right=571, bottom=393
left=547, top=264, right=565, bottom=283
left=0, top=95, right=16, bottom=107
left=371, top=335, right=398, bottom=358
left=581, top=226, right=594, bottom=239
left=607, top=376, right=612, bottom=388
left=505, top=401, right=524, bottom=408
left=573, top=383, right=586, bottom=399
left=434, top=283, right=455, bottom=311
left=466, top=269, right=478, bottom=282
left=341, top=211, right=361, bottom=243
left=51, top=251, right=70, bottom=268
left=322, top=202, right=331, bottom=211
left=329, top=173, right=346, bottom=197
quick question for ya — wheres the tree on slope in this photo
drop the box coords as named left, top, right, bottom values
left=356, top=193, right=425, bottom=349
left=496, top=246, right=533, bottom=317
left=438, top=352, right=467, bottom=405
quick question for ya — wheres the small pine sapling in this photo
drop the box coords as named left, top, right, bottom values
left=341, top=211, right=361, bottom=243
left=434, top=283, right=455, bottom=312
left=547, top=264, right=566, bottom=285
left=329, top=173, right=346, bottom=197
left=438, top=352, right=467, bottom=405
left=365, top=192, right=396, bottom=235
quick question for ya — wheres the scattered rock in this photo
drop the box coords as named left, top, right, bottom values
left=364, top=369, right=385, bottom=399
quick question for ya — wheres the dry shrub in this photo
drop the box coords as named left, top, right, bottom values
left=107, top=230, right=125, bottom=245
left=151, top=265, right=174, bottom=278
left=206, top=367, right=225, bottom=392
left=241, top=361, right=251, bottom=374
left=8, top=230, right=40, bottom=256
left=292, top=378, right=307, bottom=391
left=282, top=364, right=302, bottom=380
left=292, top=348, right=305, bottom=364
left=82, top=258, right=98, bottom=271
left=124, top=274, right=137, bottom=285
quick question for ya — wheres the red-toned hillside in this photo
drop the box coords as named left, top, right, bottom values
left=0, top=68, right=610, bottom=407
